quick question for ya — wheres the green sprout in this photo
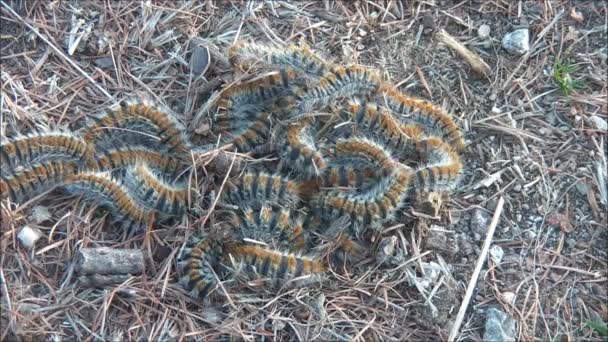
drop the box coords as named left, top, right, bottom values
left=552, top=58, right=585, bottom=96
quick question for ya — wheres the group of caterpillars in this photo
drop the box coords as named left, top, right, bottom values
left=1, top=40, right=465, bottom=301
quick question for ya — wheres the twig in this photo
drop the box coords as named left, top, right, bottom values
left=1, top=1, right=116, bottom=102
left=448, top=196, right=505, bottom=342
left=436, top=29, right=491, bottom=77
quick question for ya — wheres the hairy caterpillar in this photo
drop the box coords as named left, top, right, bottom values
left=1, top=160, right=79, bottom=202
left=280, top=117, right=327, bottom=179
left=379, top=85, right=465, bottom=152
left=84, top=146, right=184, bottom=180
left=82, top=100, right=191, bottom=158
left=0, top=131, right=92, bottom=174
left=63, top=172, right=154, bottom=230
left=178, top=236, right=224, bottom=299
left=222, top=171, right=301, bottom=208
left=124, top=162, right=188, bottom=217
left=228, top=41, right=330, bottom=77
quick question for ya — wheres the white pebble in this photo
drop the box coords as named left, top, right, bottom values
left=478, top=24, right=491, bottom=39
left=502, top=29, right=529, bottom=55
left=17, top=226, right=43, bottom=250
left=588, top=115, right=607, bottom=130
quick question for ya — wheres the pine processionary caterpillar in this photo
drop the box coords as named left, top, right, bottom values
left=63, top=172, right=153, bottom=229
left=311, top=165, right=413, bottom=227
left=227, top=112, right=272, bottom=154
left=223, top=171, right=301, bottom=208
left=84, top=147, right=184, bottom=180
left=413, top=138, right=462, bottom=192
left=297, top=65, right=383, bottom=112
left=224, top=241, right=325, bottom=283
left=0, top=131, right=93, bottom=174
left=228, top=204, right=307, bottom=252
left=228, top=41, right=330, bottom=77
left=281, top=117, right=327, bottom=178
left=124, top=162, right=188, bottom=217
left=333, top=137, right=397, bottom=175
left=178, top=236, right=224, bottom=299
left=82, top=100, right=191, bottom=158
left=379, top=85, right=465, bottom=152
left=1, top=160, right=79, bottom=203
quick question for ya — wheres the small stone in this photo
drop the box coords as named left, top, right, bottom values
left=17, top=226, right=43, bottom=250
left=31, top=205, right=51, bottom=223
left=565, top=238, right=577, bottom=249
left=515, top=213, right=522, bottom=222
left=502, top=29, right=530, bottom=55
left=501, top=291, right=516, bottom=305
left=93, top=57, right=114, bottom=68
left=478, top=24, right=491, bottom=39
left=470, top=209, right=489, bottom=235
left=489, top=93, right=497, bottom=101
left=294, top=305, right=310, bottom=321
left=491, top=106, right=501, bottom=114
left=489, top=245, right=504, bottom=264
left=570, top=7, right=584, bottom=23
left=483, top=308, right=516, bottom=342
left=588, top=115, right=608, bottom=130
left=460, top=238, right=474, bottom=256
left=513, top=183, right=522, bottom=192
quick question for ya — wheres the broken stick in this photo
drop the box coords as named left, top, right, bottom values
left=75, top=247, right=144, bottom=275
left=436, top=29, right=491, bottom=77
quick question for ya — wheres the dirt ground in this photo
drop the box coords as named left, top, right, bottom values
left=1, top=1, right=606, bottom=341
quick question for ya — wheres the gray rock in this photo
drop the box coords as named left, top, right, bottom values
left=484, top=308, right=516, bottom=342
left=470, top=208, right=490, bottom=235
left=478, top=24, right=491, bottom=39
left=502, top=29, right=529, bottom=55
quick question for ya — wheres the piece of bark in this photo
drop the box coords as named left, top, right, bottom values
left=77, top=274, right=132, bottom=287
left=75, top=248, right=143, bottom=275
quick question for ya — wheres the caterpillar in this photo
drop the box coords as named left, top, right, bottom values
left=225, top=112, right=273, bottom=154
left=1, top=160, right=79, bottom=203
left=178, top=236, right=225, bottom=299
left=297, top=65, right=383, bottom=112
left=280, top=117, right=327, bottom=179
left=379, top=85, right=465, bottom=152
left=311, top=164, right=413, bottom=228
left=228, top=204, right=307, bottom=252
left=83, top=146, right=184, bottom=180
left=63, top=172, right=154, bottom=230
left=81, top=100, right=191, bottom=158
left=228, top=41, right=330, bottom=77
left=123, top=162, right=188, bottom=217
left=0, top=131, right=92, bottom=174
left=413, top=137, right=462, bottom=192
left=222, top=171, right=301, bottom=208
left=333, top=137, right=397, bottom=175
left=318, top=163, right=379, bottom=189
left=224, top=241, right=325, bottom=284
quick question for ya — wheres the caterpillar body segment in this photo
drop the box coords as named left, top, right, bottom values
left=225, top=112, right=273, bottom=154
left=1, top=160, right=79, bottom=203
left=0, top=131, right=92, bottom=175
left=227, top=204, right=307, bottom=252
left=178, top=236, right=225, bottom=299
left=379, top=86, right=465, bottom=152
left=83, top=147, right=184, bottom=180
left=311, top=165, right=413, bottom=229
left=280, top=117, right=327, bottom=179
left=228, top=41, right=330, bottom=77
left=63, top=172, right=154, bottom=230
left=222, top=171, right=301, bottom=208
left=411, top=137, right=462, bottom=192
left=297, top=65, right=383, bottom=112
left=82, top=100, right=191, bottom=158
left=224, top=241, right=324, bottom=285
left=124, top=162, right=188, bottom=217
left=317, top=162, right=380, bottom=189
left=333, top=137, right=397, bottom=175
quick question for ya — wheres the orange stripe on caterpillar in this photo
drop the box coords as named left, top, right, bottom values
left=223, top=171, right=301, bottom=208
left=228, top=204, right=307, bottom=252
left=178, top=235, right=224, bottom=299
left=228, top=41, right=330, bottom=77
left=224, top=241, right=324, bottom=281
left=1, top=131, right=93, bottom=172
left=1, top=160, right=79, bottom=203
left=63, top=172, right=153, bottom=229
left=334, top=137, right=396, bottom=175
left=227, top=112, right=272, bottom=153
left=311, top=165, right=413, bottom=227
left=84, top=146, right=183, bottom=178
left=379, top=85, right=465, bottom=152
left=281, top=117, right=326, bottom=178
left=413, top=137, right=462, bottom=192
left=82, top=100, right=191, bottom=158
left=124, top=162, right=188, bottom=217
left=297, top=65, right=383, bottom=112
left=318, top=163, right=379, bottom=189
